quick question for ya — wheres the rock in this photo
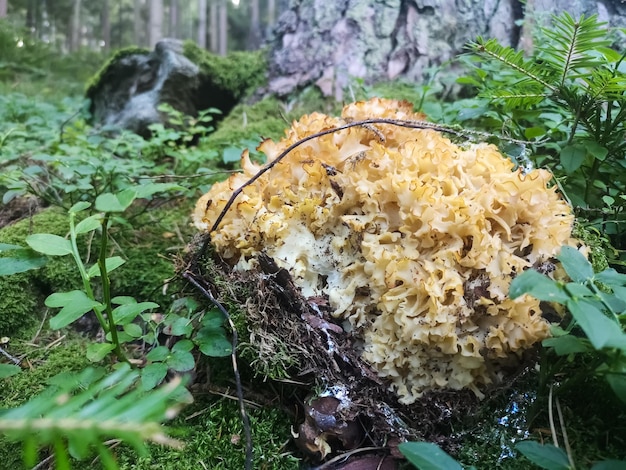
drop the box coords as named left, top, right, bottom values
left=86, top=39, right=266, bottom=138
left=266, top=0, right=626, bottom=98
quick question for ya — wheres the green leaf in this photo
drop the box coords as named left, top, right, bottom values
left=112, top=302, right=159, bottom=325
left=86, top=343, right=116, bottom=362
left=398, top=442, right=463, bottom=470
left=172, top=339, right=194, bottom=353
left=146, top=346, right=170, bottom=362
left=134, top=183, right=184, bottom=199
left=167, top=350, right=195, bottom=372
left=595, top=269, right=626, bottom=287
left=87, top=256, right=126, bottom=278
left=164, top=315, right=193, bottom=337
left=74, top=215, right=102, bottom=235
left=195, top=329, right=232, bottom=357
left=69, top=201, right=91, bottom=213
left=606, top=373, right=626, bottom=405
left=567, top=299, right=626, bottom=351
left=140, top=363, right=169, bottom=391
left=124, top=323, right=144, bottom=338
left=592, top=460, right=626, bottom=470
left=509, top=270, right=569, bottom=303
left=201, top=308, right=225, bottom=329
left=95, top=189, right=137, bottom=212
left=524, top=127, right=546, bottom=139
left=560, top=144, right=586, bottom=174
left=0, top=250, right=47, bottom=275
left=46, top=291, right=103, bottom=329
left=26, top=234, right=72, bottom=256
left=0, top=363, right=21, bottom=378
left=0, top=243, right=24, bottom=252
left=222, top=146, right=243, bottom=164
left=558, top=246, right=593, bottom=283
left=584, top=141, right=608, bottom=161
left=542, top=335, right=591, bottom=355
left=515, top=441, right=570, bottom=470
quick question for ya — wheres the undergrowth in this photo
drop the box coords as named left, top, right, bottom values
left=1, top=10, right=626, bottom=470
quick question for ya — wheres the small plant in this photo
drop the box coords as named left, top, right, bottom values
left=0, top=364, right=184, bottom=469
left=509, top=245, right=626, bottom=404
left=458, top=12, right=626, bottom=243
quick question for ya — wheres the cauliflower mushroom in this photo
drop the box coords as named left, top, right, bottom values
left=194, top=98, right=578, bottom=404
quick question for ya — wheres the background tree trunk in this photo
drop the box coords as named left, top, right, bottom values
left=198, top=0, right=207, bottom=48
left=0, top=0, right=7, bottom=18
left=218, top=0, right=227, bottom=56
left=209, top=0, right=218, bottom=53
left=70, top=0, right=82, bottom=52
left=101, top=0, right=111, bottom=52
left=134, top=0, right=144, bottom=46
left=265, top=0, right=626, bottom=98
left=247, top=0, right=261, bottom=49
left=169, top=0, right=180, bottom=38
left=148, top=0, right=163, bottom=48
left=267, top=0, right=275, bottom=26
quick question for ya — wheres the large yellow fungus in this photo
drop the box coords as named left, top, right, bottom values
left=194, top=98, right=578, bottom=404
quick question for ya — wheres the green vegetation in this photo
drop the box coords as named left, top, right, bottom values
left=1, top=10, right=626, bottom=470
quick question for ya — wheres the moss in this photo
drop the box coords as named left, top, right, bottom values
left=571, top=222, right=611, bottom=273
left=182, top=42, right=267, bottom=101
left=203, top=97, right=292, bottom=153
left=84, top=47, right=150, bottom=100
left=63, top=397, right=299, bottom=470
left=0, top=207, right=81, bottom=337
left=203, top=90, right=340, bottom=156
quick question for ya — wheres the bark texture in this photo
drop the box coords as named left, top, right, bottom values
left=266, top=0, right=626, bottom=97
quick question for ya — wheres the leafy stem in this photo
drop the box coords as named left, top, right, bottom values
left=68, top=209, right=108, bottom=332
left=97, top=212, right=128, bottom=364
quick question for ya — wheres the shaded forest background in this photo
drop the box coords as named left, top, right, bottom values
left=0, top=0, right=283, bottom=56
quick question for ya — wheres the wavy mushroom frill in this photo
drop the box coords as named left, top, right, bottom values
left=193, top=98, right=579, bottom=404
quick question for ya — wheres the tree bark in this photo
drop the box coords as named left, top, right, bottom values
left=0, top=0, right=7, bottom=18
left=149, top=0, right=163, bottom=48
left=266, top=0, right=276, bottom=31
left=169, top=0, right=180, bottom=38
left=101, top=0, right=111, bottom=52
left=198, top=0, right=207, bottom=48
left=134, top=0, right=143, bottom=46
left=70, top=0, right=82, bottom=52
left=218, top=0, right=227, bottom=56
left=209, top=0, right=218, bottom=53
left=247, top=0, right=261, bottom=50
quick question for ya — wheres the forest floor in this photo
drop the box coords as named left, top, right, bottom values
left=1, top=56, right=626, bottom=470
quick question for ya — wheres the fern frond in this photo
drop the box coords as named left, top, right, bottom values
left=470, top=37, right=557, bottom=92
left=541, top=13, right=611, bottom=86
left=0, top=365, right=186, bottom=469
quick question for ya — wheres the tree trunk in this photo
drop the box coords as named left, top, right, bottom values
left=197, top=0, right=207, bottom=48
left=149, top=0, right=163, bottom=48
left=169, top=0, right=180, bottom=38
left=70, top=0, right=82, bottom=52
left=267, top=0, right=626, bottom=98
left=209, top=0, right=218, bottom=53
left=266, top=0, right=276, bottom=30
left=266, top=0, right=522, bottom=97
left=101, top=0, right=111, bottom=52
left=217, top=0, right=227, bottom=56
left=247, top=0, right=261, bottom=50
left=134, top=0, right=144, bottom=46
left=0, top=0, right=7, bottom=18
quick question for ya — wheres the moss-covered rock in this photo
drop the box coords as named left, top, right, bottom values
left=85, top=40, right=267, bottom=138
